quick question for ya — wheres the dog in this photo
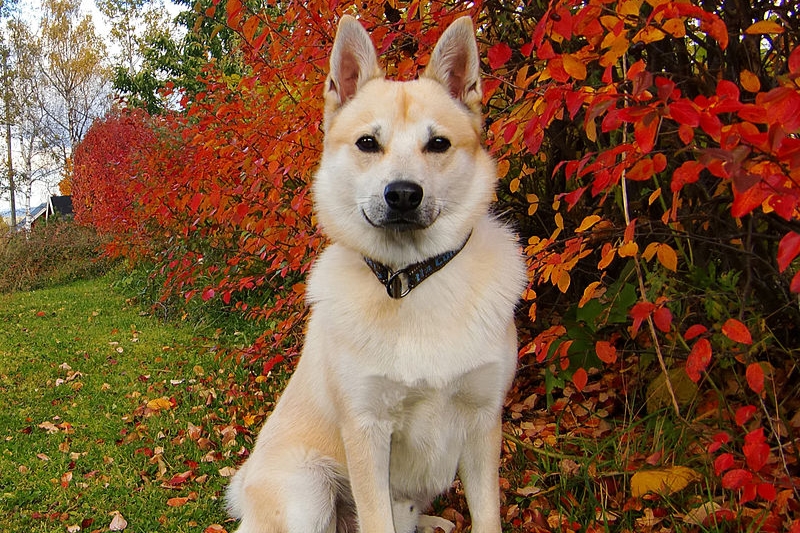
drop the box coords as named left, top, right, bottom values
left=226, top=14, right=527, bottom=533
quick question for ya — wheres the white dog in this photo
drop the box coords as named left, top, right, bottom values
left=226, top=14, right=526, bottom=533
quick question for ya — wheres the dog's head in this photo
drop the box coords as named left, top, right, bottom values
left=314, top=15, right=497, bottom=266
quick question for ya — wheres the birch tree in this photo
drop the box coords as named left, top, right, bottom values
left=38, top=0, right=109, bottom=192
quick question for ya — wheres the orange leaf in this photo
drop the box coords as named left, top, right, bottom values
left=562, top=53, right=587, bottom=80
left=595, top=340, right=617, bottom=364
left=575, top=215, right=602, bottom=233
left=618, top=241, right=639, bottom=257
left=572, top=367, right=588, bottom=392
left=745, top=362, right=765, bottom=394
left=656, top=243, right=678, bottom=271
left=740, top=69, right=761, bottom=92
left=243, top=15, right=260, bottom=42
left=598, top=242, right=616, bottom=269
left=744, top=20, right=785, bottom=35
left=721, top=318, right=753, bottom=345
left=579, top=281, right=601, bottom=308
left=167, top=497, right=190, bottom=507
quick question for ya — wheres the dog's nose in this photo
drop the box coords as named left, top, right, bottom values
left=384, top=181, right=423, bottom=212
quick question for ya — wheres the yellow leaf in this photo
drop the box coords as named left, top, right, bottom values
left=745, top=20, right=784, bottom=35
left=527, top=193, right=539, bottom=216
left=555, top=212, right=564, bottom=230
left=630, top=466, right=702, bottom=497
left=585, top=117, right=597, bottom=142
left=562, top=54, right=587, bottom=80
left=556, top=270, right=571, bottom=293
left=498, top=159, right=511, bottom=179
left=146, top=397, right=173, bottom=411
left=657, top=243, right=678, bottom=271
left=740, top=69, right=761, bottom=92
left=575, top=215, right=602, bottom=233
left=662, top=18, right=685, bottom=38
left=509, top=177, right=520, bottom=193
left=618, top=0, right=642, bottom=17
left=634, top=26, right=666, bottom=44
left=618, top=241, right=639, bottom=258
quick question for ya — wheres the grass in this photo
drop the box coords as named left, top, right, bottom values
left=0, top=273, right=791, bottom=533
left=0, top=274, right=269, bottom=533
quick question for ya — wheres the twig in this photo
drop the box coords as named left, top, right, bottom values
left=503, top=431, right=575, bottom=460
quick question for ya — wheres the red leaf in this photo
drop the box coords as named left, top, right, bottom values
left=790, top=44, right=800, bottom=75
left=668, top=100, right=700, bottom=127
left=572, top=367, right=588, bottom=392
left=714, top=452, right=734, bottom=475
left=743, top=429, right=770, bottom=471
left=721, top=318, right=753, bottom=345
left=708, top=432, right=730, bottom=453
left=745, top=363, right=765, bottom=394
left=670, top=160, right=704, bottom=192
left=777, top=232, right=800, bottom=272
left=488, top=42, right=512, bottom=70
left=684, top=324, right=707, bottom=340
left=721, top=468, right=752, bottom=490
left=735, top=405, right=757, bottom=426
left=630, top=301, right=655, bottom=336
left=757, top=482, right=777, bottom=501
left=595, top=340, right=618, bottom=364
left=653, top=307, right=673, bottom=333
left=686, top=338, right=712, bottom=382
left=792, top=271, right=800, bottom=294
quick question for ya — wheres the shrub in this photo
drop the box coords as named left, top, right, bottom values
left=0, top=219, right=116, bottom=293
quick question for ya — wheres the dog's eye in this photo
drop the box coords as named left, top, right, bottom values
left=425, top=136, right=451, bottom=153
left=355, top=135, right=380, bottom=153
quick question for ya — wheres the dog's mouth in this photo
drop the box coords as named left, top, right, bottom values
left=362, top=209, right=430, bottom=232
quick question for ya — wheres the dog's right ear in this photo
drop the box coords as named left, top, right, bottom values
left=325, top=16, right=382, bottom=118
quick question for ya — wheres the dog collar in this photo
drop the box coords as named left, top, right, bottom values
left=363, top=232, right=472, bottom=299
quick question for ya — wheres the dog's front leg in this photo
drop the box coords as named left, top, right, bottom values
left=458, top=416, right=504, bottom=533
left=341, top=419, right=396, bottom=533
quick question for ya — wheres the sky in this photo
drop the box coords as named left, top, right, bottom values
left=1, top=0, right=181, bottom=219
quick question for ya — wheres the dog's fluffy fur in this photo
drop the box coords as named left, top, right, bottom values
left=226, top=15, right=527, bottom=533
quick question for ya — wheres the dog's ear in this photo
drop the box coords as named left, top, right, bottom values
left=325, top=16, right=382, bottom=116
left=423, top=16, right=482, bottom=114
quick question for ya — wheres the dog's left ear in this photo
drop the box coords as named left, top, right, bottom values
left=423, top=17, right=482, bottom=115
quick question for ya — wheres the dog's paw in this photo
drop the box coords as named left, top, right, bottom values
left=417, top=515, right=455, bottom=533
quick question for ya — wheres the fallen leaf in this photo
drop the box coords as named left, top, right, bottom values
left=218, top=466, right=237, bottom=477
left=684, top=502, right=722, bottom=525
left=146, top=397, right=173, bottom=411
left=167, top=496, right=189, bottom=507
left=109, top=511, right=128, bottom=531
left=630, top=466, right=702, bottom=497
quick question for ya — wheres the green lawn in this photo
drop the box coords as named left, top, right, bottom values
left=0, top=276, right=263, bottom=533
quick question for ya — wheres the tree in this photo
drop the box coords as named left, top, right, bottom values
left=0, top=0, right=18, bottom=226
left=97, top=0, right=182, bottom=113
left=38, top=0, right=109, bottom=192
left=5, top=18, right=58, bottom=232
left=108, top=0, right=254, bottom=113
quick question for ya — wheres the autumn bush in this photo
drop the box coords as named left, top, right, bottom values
left=0, top=219, right=115, bottom=293
left=72, top=0, right=800, bottom=530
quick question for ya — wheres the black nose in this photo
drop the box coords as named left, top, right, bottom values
left=384, top=181, right=423, bottom=212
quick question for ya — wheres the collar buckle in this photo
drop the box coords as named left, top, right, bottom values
left=364, top=231, right=472, bottom=299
